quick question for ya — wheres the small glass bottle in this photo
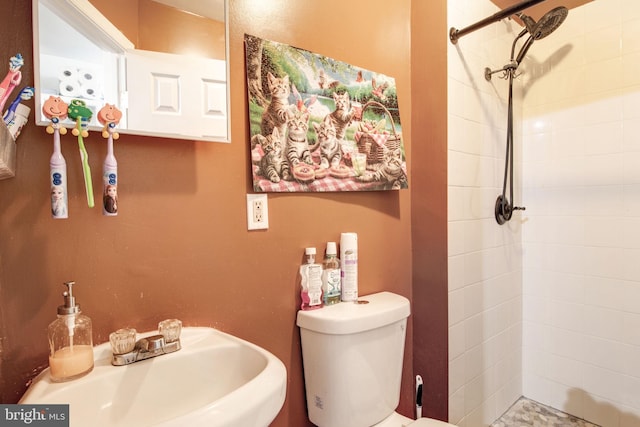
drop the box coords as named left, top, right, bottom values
left=322, top=242, right=341, bottom=305
left=48, top=281, right=94, bottom=382
left=300, top=247, right=323, bottom=310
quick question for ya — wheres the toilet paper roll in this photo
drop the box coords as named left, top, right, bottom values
left=78, top=69, right=96, bottom=84
left=58, top=68, right=77, bottom=81
left=80, top=84, right=99, bottom=99
left=58, top=79, right=80, bottom=97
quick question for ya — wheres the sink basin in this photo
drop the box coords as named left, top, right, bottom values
left=20, top=327, right=287, bottom=426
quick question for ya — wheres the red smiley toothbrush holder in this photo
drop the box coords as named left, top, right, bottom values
left=97, top=104, right=121, bottom=216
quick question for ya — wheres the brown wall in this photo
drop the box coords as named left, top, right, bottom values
left=91, top=0, right=226, bottom=60
left=137, top=0, right=225, bottom=59
left=411, top=0, right=449, bottom=420
left=89, top=0, right=139, bottom=46
left=0, top=0, right=448, bottom=425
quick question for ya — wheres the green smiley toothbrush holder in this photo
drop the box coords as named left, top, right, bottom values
left=67, top=99, right=94, bottom=208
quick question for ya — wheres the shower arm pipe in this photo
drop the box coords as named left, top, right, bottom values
left=449, top=0, right=547, bottom=44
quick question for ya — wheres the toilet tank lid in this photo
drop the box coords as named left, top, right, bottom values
left=296, top=291, right=411, bottom=335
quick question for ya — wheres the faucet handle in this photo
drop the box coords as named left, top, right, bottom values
left=109, top=328, right=137, bottom=355
left=158, top=319, right=182, bottom=343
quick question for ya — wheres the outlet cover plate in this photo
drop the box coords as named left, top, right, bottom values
left=247, top=194, right=269, bottom=230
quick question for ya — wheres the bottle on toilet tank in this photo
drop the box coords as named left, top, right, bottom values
left=322, top=241, right=341, bottom=305
left=300, top=247, right=323, bottom=310
left=340, top=232, right=358, bottom=301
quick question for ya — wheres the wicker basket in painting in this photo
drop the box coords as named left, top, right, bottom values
left=356, top=101, right=401, bottom=165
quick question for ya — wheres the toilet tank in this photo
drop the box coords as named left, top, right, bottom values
left=296, top=292, right=411, bottom=427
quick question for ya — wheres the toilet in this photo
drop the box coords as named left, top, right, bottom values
left=296, top=291, right=457, bottom=427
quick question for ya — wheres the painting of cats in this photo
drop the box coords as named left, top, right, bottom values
left=245, top=34, right=408, bottom=192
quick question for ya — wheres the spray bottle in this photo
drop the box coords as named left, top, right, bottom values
left=340, top=233, right=358, bottom=301
left=47, top=281, right=94, bottom=382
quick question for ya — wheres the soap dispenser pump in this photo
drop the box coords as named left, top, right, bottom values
left=47, top=281, right=94, bottom=382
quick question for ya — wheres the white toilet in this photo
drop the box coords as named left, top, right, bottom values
left=296, top=291, right=457, bottom=427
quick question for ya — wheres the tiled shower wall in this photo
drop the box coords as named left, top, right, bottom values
left=449, top=0, right=640, bottom=426
left=521, top=0, right=640, bottom=426
left=447, top=1, right=524, bottom=425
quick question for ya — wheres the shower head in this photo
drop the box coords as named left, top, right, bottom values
left=517, top=6, right=568, bottom=40
left=485, top=6, right=569, bottom=80
left=512, top=6, right=568, bottom=65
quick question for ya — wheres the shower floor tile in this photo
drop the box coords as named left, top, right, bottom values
left=490, top=397, right=601, bottom=427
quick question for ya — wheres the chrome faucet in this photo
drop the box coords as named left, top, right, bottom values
left=110, top=319, right=182, bottom=366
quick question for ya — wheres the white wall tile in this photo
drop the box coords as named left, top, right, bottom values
left=582, top=395, right=621, bottom=427
left=449, top=288, right=465, bottom=326
left=622, top=19, right=640, bottom=54
left=622, top=87, right=640, bottom=119
left=582, top=304, right=625, bottom=342
left=622, top=312, right=640, bottom=346
left=585, top=57, right=624, bottom=94
left=623, top=118, right=640, bottom=152
left=450, top=322, right=466, bottom=361
left=450, top=352, right=466, bottom=392
left=449, top=221, right=466, bottom=256
left=446, top=0, right=640, bottom=424
left=622, top=0, right=640, bottom=21
left=623, top=51, right=640, bottom=86
left=520, top=1, right=640, bottom=421
left=449, top=386, right=465, bottom=425
left=547, top=354, right=583, bottom=388
left=584, top=0, right=622, bottom=31
left=585, top=25, right=622, bottom=63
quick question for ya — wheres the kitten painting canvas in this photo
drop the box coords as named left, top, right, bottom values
left=245, top=34, right=408, bottom=192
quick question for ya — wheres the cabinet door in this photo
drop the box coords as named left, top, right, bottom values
left=125, top=49, right=228, bottom=140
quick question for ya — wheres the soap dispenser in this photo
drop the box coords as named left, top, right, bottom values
left=48, top=281, right=94, bottom=382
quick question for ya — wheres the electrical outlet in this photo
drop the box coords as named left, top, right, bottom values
left=247, top=194, right=269, bottom=230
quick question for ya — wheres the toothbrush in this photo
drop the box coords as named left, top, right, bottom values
left=97, top=103, right=122, bottom=216
left=67, top=99, right=94, bottom=208
left=3, top=86, right=34, bottom=125
left=0, top=53, right=24, bottom=113
left=42, top=96, right=69, bottom=219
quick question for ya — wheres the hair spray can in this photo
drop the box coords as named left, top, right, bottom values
left=340, top=232, right=358, bottom=301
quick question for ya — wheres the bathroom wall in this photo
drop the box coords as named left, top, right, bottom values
left=447, top=1, right=524, bottom=425
left=0, top=0, right=450, bottom=425
left=411, top=0, right=450, bottom=421
left=90, top=0, right=227, bottom=60
left=521, top=0, right=640, bottom=425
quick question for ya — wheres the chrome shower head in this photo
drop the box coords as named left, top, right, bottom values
left=517, top=6, right=568, bottom=40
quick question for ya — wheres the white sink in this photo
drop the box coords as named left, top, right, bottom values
left=20, top=327, right=287, bottom=427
